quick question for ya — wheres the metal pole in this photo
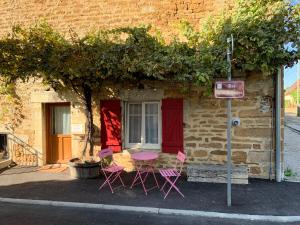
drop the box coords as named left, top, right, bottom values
left=297, top=61, right=299, bottom=106
left=276, top=67, right=282, bottom=182
left=226, top=36, right=232, bottom=207
left=297, top=62, right=300, bottom=117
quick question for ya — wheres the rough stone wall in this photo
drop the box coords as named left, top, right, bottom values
left=0, top=80, right=46, bottom=165
left=0, top=72, right=277, bottom=178
left=140, top=73, right=275, bottom=179
left=0, top=79, right=100, bottom=165
left=0, top=0, right=233, bottom=38
left=101, top=72, right=277, bottom=179
left=0, top=0, right=280, bottom=179
left=180, top=74, right=276, bottom=179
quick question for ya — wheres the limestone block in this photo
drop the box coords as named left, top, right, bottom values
left=211, top=150, right=227, bottom=155
left=232, top=151, right=247, bottom=164
left=248, top=151, right=270, bottom=163
left=225, top=143, right=252, bottom=150
left=210, top=150, right=227, bottom=162
left=234, top=128, right=272, bottom=138
left=239, top=109, right=271, bottom=118
left=253, top=144, right=261, bottom=149
left=192, top=150, right=208, bottom=157
left=30, top=91, right=66, bottom=103
left=199, top=143, right=223, bottom=149
left=249, top=166, right=265, bottom=178
left=211, top=137, right=227, bottom=142
left=185, top=136, right=202, bottom=141
left=187, top=164, right=248, bottom=184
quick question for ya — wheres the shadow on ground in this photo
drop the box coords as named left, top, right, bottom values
left=0, top=169, right=299, bottom=216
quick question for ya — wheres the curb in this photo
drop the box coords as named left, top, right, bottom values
left=285, top=124, right=300, bottom=134
left=1, top=197, right=300, bottom=223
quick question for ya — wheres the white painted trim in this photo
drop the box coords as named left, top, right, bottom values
left=125, top=101, right=161, bottom=150
left=1, top=197, right=300, bottom=222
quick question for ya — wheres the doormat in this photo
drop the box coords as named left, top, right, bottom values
left=38, top=164, right=68, bottom=173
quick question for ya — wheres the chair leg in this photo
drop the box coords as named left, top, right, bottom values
left=163, top=176, right=184, bottom=199
left=110, top=172, right=121, bottom=184
left=130, top=172, right=139, bottom=188
left=98, top=179, right=109, bottom=190
left=142, top=170, right=149, bottom=183
left=152, top=170, right=160, bottom=189
left=118, top=171, right=125, bottom=187
left=110, top=171, right=125, bottom=188
left=99, top=172, right=110, bottom=190
left=160, top=180, right=168, bottom=191
left=99, top=170, right=125, bottom=194
left=137, top=170, right=148, bottom=195
left=99, top=172, right=114, bottom=194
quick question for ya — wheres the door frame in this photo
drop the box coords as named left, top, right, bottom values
left=45, top=102, right=71, bottom=164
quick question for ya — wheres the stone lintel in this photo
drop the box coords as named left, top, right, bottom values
left=31, top=91, right=67, bottom=103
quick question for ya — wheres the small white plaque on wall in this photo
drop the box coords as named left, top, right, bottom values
left=71, top=124, right=85, bottom=134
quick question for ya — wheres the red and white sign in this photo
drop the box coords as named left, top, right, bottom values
left=214, top=81, right=245, bottom=99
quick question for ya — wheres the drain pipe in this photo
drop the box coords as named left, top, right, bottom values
left=269, top=93, right=275, bottom=180
left=275, top=67, right=282, bottom=182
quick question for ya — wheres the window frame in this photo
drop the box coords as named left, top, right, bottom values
left=125, top=101, right=161, bottom=150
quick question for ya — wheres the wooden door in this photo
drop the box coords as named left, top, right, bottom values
left=46, top=103, right=72, bottom=164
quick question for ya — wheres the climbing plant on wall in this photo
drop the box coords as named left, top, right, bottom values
left=0, top=0, right=299, bottom=157
left=0, top=80, right=23, bottom=132
left=179, top=0, right=300, bottom=76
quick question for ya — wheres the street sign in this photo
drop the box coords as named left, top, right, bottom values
left=214, top=81, right=245, bottom=99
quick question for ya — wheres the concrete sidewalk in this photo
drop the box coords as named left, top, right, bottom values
left=1, top=166, right=300, bottom=217
left=284, top=113, right=300, bottom=182
left=285, top=113, right=300, bottom=132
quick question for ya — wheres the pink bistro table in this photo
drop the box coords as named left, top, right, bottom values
left=130, top=151, right=160, bottom=195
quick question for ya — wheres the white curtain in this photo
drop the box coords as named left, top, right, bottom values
left=129, top=104, right=142, bottom=143
left=145, top=103, right=158, bottom=144
left=52, top=106, right=71, bottom=135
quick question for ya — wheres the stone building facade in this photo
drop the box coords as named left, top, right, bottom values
left=0, top=0, right=282, bottom=179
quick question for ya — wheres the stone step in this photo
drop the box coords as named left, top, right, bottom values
left=187, top=164, right=248, bottom=184
left=0, top=159, right=12, bottom=170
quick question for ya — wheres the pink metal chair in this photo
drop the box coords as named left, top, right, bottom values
left=159, top=151, right=186, bottom=199
left=98, top=148, right=125, bottom=194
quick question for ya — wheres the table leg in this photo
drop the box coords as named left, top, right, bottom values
left=130, top=171, right=139, bottom=189
left=137, top=168, right=148, bottom=195
left=152, top=168, right=160, bottom=189
left=131, top=159, right=159, bottom=195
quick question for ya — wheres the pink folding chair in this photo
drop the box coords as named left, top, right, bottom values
left=159, top=151, right=186, bottom=199
left=98, top=148, right=125, bottom=194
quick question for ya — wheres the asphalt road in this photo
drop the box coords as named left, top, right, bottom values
left=0, top=202, right=298, bottom=225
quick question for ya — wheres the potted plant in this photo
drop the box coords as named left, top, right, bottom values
left=68, top=158, right=100, bottom=179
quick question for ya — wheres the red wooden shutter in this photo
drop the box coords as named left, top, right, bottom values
left=162, top=98, right=184, bottom=154
left=100, top=100, right=122, bottom=152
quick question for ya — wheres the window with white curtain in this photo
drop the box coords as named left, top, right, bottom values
left=52, top=106, right=71, bottom=135
left=125, top=101, right=161, bottom=149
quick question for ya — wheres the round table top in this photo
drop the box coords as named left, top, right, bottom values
left=131, top=151, right=159, bottom=161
